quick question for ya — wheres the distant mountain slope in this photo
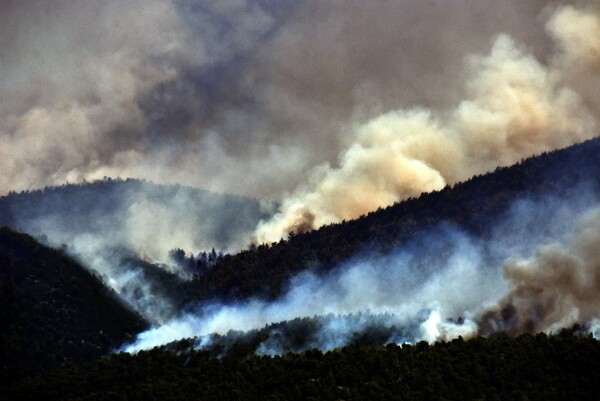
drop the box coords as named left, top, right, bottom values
left=185, top=137, right=600, bottom=302
left=0, top=227, right=148, bottom=381
left=0, top=178, right=275, bottom=257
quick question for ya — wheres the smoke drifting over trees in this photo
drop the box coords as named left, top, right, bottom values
left=254, top=2, right=600, bottom=242
left=0, top=179, right=274, bottom=323
left=3, top=0, right=600, bottom=359
left=480, top=207, right=600, bottom=336
left=123, top=181, right=600, bottom=353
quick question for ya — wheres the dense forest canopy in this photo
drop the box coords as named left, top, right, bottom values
left=3, top=331, right=600, bottom=401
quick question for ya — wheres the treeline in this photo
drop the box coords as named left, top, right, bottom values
left=168, top=247, right=226, bottom=279
left=183, top=137, right=600, bottom=302
left=3, top=331, right=599, bottom=400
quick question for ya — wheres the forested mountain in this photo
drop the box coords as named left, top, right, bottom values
left=183, top=137, right=600, bottom=303
left=4, top=0, right=600, bottom=398
left=3, top=139, right=599, bottom=311
left=113, top=137, right=600, bottom=357
left=0, top=228, right=148, bottom=382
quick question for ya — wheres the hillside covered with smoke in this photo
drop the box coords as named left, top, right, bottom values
left=0, top=178, right=274, bottom=323
left=184, top=138, right=600, bottom=304
left=123, top=137, right=600, bottom=353
left=3, top=137, right=599, bottom=357
left=3, top=134, right=600, bottom=388
left=0, top=178, right=274, bottom=260
left=2, top=0, right=600, bottom=398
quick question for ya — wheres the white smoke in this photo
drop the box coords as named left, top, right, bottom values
left=123, top=229, right=498, bottom=352
left=255, top=3, right=600, bottom=243
left=4, top=180, right=274, bottom=323
left=123, top=188, right=600, bottom=353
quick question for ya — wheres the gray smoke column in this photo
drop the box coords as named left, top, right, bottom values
left=255, top=2, right=600, bottom=242
left=479, top=207, right=600, bottom=336
left=0, top=0, right=187, bottom=190
left=0, top=0, right=278, bottom=194
left=2, top=0, right=598, bottom=235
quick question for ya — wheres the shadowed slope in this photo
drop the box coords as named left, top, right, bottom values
left=0, top=227, right=148, bottom=381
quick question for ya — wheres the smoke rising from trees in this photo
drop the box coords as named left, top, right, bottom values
left=254, top=2, right=600, bottom=242
left=123, top=187, right=600, bottom=353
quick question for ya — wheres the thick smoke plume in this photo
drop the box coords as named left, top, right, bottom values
left=123, top=188, right=600, bottom=353
left=480, top=207, right=600, bottom=336
left=255, top=2, right=600, bottom=242
left=2, top=1, right=599, bottom=245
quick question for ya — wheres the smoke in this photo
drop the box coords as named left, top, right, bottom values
left=0, top=0, right=184, bottom=190
left=2, top=1, right=597, bottom=224
left=3, top=0, right=600, bottom=352
left=480, top=207, right=600, bottom=336
left=123, top=227, right=500, bottom=352
left=254, top=2, right=600, bottom=243
left=122, top=187, right=600, bottom=353
left=66, top=233, right=180, bottom=324
left=0, top=0, right=282, bottom=195
left=0, top=180, right=274, bottom=323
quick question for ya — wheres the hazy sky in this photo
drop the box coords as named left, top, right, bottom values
left=1, top=0, right=598, bottom=239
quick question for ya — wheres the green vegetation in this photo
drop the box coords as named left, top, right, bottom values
left=0, top=228, right=148, bottom=382
left=3, top=331, right=599, bottom=400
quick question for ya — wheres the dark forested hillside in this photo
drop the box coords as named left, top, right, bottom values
left=2, top=140, right=598, bottom=311
left=0, top=228, right=148, bottom=382
left=4, top=331, right=599, bottom=401
left=185, top=137, right=600, bottom=302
